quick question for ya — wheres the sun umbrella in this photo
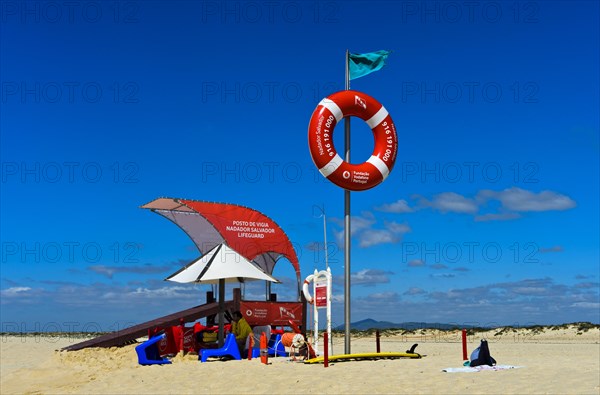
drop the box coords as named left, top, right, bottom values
left=165, top=243, right=279, bottom=345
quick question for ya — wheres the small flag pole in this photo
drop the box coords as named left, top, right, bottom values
left=344, top=49, right=352, bottom=355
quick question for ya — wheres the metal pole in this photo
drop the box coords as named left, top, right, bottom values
left=315, top=204, right=333, bottom=354
left=218, top=278, right=225, bottom=347
left=313, top=269, right=318, bottom=354
left=327, top=267, right=333, bottom=355
left=462, top=329, right=468, bottom=361
left=266, top=281, right=271, bottom=301
left=323, top=205, right=329, bottom=270
left=344, top=49, right=352, bottom=355
left=324, top=331, right=329, bottom=368
left=313, top=205, right=329, bottom=271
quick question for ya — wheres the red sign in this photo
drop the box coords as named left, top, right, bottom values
left=315, top=284, right=328, bottom=308
left=182, top=328, right=196, bottom=352
left=240, top=301, right=303, bottom=327
left=156, top=326, right=180, bottom=356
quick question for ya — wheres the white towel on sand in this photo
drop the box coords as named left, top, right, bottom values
left=442, top=365, right=524, bottom=373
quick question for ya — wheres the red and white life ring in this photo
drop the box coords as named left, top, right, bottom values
left=308, top=90, right=398, bottom=191
left=302, top=274, right=315, bottom=304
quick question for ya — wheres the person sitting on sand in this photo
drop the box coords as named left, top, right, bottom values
left=231, top=310, right=252, bottom=353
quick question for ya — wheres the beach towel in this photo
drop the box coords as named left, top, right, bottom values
left=442, top=365, right=523, bottom=373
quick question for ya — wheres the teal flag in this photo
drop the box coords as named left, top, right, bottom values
left=349, top=50, right=391, bottom=80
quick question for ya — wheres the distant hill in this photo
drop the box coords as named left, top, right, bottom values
left=334, top=319, right=481, bottom=331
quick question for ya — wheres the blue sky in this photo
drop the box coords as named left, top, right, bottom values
left=1, top=1, right=598, bottom=332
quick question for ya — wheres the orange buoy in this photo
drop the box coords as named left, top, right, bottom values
left=260, top=332, right=268, bottom=365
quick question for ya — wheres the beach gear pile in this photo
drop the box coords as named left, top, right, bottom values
left=469, top=339, right=496, bottom=367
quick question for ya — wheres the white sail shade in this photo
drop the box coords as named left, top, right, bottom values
left=165, top=244, right=280, bottom=284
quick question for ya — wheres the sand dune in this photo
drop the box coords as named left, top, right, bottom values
left=1, top=325, right=599, bottom=394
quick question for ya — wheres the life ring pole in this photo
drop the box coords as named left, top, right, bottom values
left=344, top=49, right=352, bottom=355
left=307, top=50, right=392, bottom=355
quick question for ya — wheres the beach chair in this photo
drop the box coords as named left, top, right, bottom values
left=135, top=333, right=172, bottom=365
left=268, top=333, right=286, bottom=357
left=199, top=333, right=241, bottom=362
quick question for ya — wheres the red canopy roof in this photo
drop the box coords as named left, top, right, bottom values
left=141, top=198, right=300, bottom=283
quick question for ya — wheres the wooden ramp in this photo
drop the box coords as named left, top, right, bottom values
left=62, top=300, right=234, bottom=351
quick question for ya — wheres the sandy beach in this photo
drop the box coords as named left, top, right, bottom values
left=1, top=325, right=599, bottom=395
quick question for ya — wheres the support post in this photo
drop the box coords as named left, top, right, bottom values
left=218, top=278, right=225, bottom=347
left=324, top=331, right=329, bottom=368
left=206, top=291, right=216, bottom=326
left=462, top=329, right=468, bottom=361
left=179, top=318, right=185, bottom=356
left=344, top=49, right=352, bottom=355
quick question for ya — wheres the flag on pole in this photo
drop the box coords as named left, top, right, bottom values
left=348, top=50, right=391, bottom=80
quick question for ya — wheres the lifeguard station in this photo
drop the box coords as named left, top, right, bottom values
left=63, top=198, right=306, bottom=353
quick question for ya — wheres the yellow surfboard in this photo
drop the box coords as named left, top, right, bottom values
left=304, top=352, right=422, bottom=364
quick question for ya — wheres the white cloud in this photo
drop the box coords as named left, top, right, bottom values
left=368, top=291, right=399, bottom=300
left=329, top=211, right=376, bottom=235
left=539, top=246, right=564, bottom=253
left=3, top=275, right=598, bottom=328
left=345, top=276, right=599, bottom=324
left=88, top=263, right=180, bottom=279
left=351, top=269, right=393, bottom=286
left=407, top=187, right=576, bottom=221
left=357, top=228, right=397, bottom=248
left=430, top=264, right=448, bottom=270
left=376, top=199, right=414, bottom=213
left=332, top=213, right=411, bottom=248
left=408, top=259, right=425, bottom=267
left=474, top=212, right=521, bottom=222
left=0, top=287, right=32, bottom=297
left=574, top=282, right=599, bottom=289
left=570, top=302, right=600, bottom=309
left=511, top=287, right=548, bottom=295
left=403, top=287, right=427, bottom=296
left=478, top=187, right=576, bottom=212
left=386, top=221, right=411, bottom=234
left=89, top=266, right=117, bottom=278
left=354, top=221, right=411, bottom=248
left=431, top=273, right=456, bottom=278
left=126, top=286, right=197, bottom=299
left=424, top=192, right=479, bottom=214
left=333, top=269, right=395, bottom=287
left=330, top=293, right=344, bottom=303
